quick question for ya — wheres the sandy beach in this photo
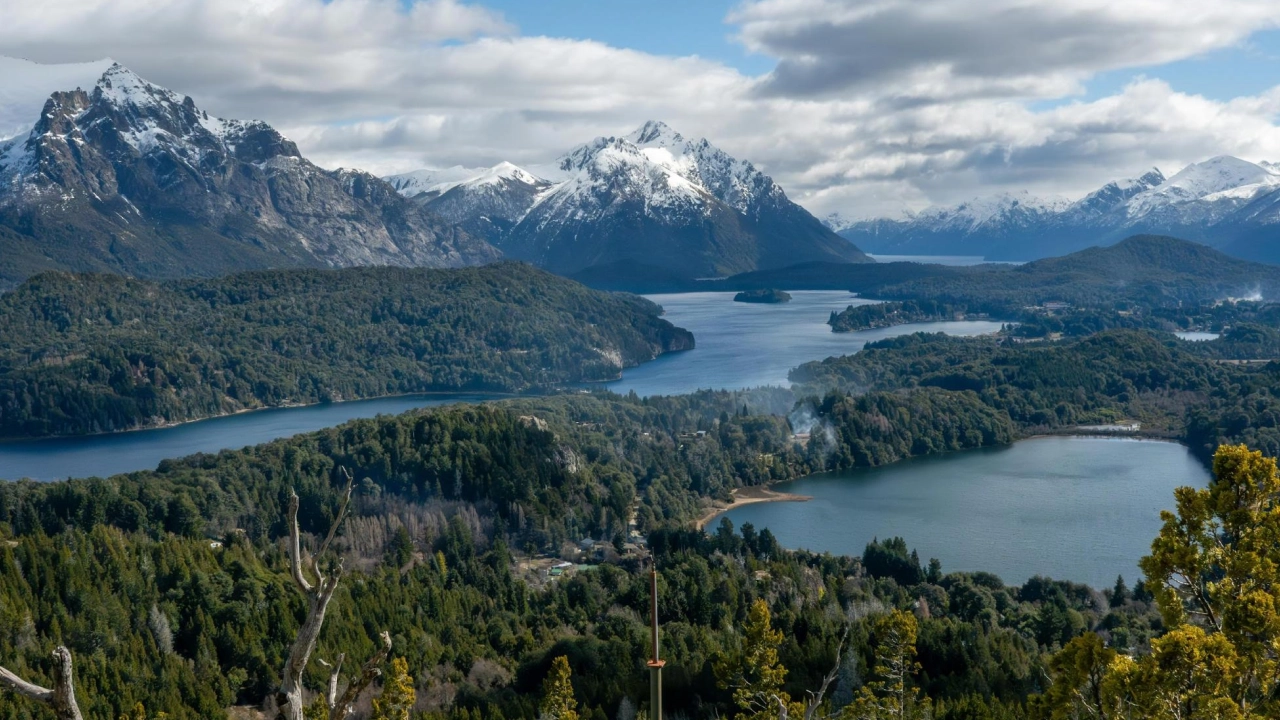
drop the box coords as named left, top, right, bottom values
left=695, top=484, right=811, bottom=529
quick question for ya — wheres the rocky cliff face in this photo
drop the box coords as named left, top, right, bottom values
left=0, top=62, right=499, bottom=288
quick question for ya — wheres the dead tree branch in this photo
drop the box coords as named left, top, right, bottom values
left=0, top=646, right=84, bottom=720
left=326, top=631, right=393, bottom=720
left=803, top=625, right=850, bottom=720
left=275, top=468, right=356, bottom=720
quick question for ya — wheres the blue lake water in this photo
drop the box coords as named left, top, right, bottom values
left=716, top=436, right=1211, bottom=588
left=0, top=394, right=491, bottom=481
left=1, top=290, right=1000, bottom=480
left=607, top=291, right=1004, bottom=396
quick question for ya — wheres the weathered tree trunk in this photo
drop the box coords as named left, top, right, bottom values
left=274, top=468, right=393, bottom=720
left=321, top=631, right=392, bottom=720
left=275, top=470, right=355, bottom=720
left=0, top=646, right=85, bottom=720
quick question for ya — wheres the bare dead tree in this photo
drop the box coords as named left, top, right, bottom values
left=802, top=625, right=850, bottom=720
left=0, top=646, right=85, bottom=720
left=316, top=631, right=393, bottom=720
left=276, top=467, right=390, bottom=720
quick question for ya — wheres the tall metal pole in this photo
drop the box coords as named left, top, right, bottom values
left=647, top=565, right=664, bottom=720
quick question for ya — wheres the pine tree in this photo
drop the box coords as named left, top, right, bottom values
left=371, top=657, right=415, bottom=720
left=1042, top=444, right=1280, bottom=718
left=714, top=599, right=804, bottom=720
left=1109, top=575, right=1128, bottom=608
left=540, top=655, right=579, bottom=720
left=848, top=610, right=929, bottom=720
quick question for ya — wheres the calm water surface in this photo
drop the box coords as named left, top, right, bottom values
left=1175, top=331, right=1220, bottom=341
left=0, top=394, right=491, bottom=481
left=608, top=291, right=1004, bottom=396
left=717, top=436, right=1210, bottom=587
left=3, top=291, right=999, bottom=480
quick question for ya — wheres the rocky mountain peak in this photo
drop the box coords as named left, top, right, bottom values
left=627, top=120, right=685, bottom=147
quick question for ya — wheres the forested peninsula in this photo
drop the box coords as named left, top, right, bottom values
left=5, top=322, right=1280, bottom=717
left=0, top=263, right=693, bottom=439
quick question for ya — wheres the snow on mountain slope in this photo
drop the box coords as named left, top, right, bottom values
left=384, top=120, right=866, bottom=276
left=406, top=161, right=553, bottom=244
left=837, top=156, right=1280, bottom=262
left=385, top=165, right=488, bottom=198
left=1126, top=156, right=1280, bottom=217
left=0, top=59, right=498, bottom=287
left=1067, top=169, right=1167, bottom=218
left=0, top=56, right=114, bottom=142
left=909, top=191, right=1072, bottom=231
left=494, top=121, right=869, bottom=275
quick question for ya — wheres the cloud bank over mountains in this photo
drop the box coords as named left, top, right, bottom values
left=4, top=0, right=1280, bottom=219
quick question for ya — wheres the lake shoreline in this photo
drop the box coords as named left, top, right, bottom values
left=696, top=485, right=812, bottom=530
left=0, top=389, right=524, bottom=446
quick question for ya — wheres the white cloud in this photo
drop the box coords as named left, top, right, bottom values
left=3, top=0, right=1280, bottom=219
left=733, top=0, right=1280, bottom=100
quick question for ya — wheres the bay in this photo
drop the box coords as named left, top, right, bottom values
left=715, top=436, right=1211, bottom=588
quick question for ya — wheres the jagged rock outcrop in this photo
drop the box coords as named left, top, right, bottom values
left=0, top=61, right=499, bottom=289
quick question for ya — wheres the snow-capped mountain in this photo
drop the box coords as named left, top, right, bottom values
left=388, top=162, right=553, bottom=244
left=0, top=58, right=499, bottom=289
left=388, top=121, right=868, bottom=276
left=837, top=159, right=1280, bottom=263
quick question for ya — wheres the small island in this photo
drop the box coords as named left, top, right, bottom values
left=734, top=288, right=792, bottom=304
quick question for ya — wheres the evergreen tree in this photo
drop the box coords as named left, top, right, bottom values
left=540, top=656, right=579, bottom=720
left=1042, top=444, right=1280, bottom=718
left=848, top=610, right=929, bottom=720
left=714, top=599, right=804, bottom=720
left=1109, top=575, right=1128, bottom=608
left=371, top=657, right=415, bottom=720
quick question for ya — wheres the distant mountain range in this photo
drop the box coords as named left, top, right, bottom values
left=832, top=156, right=1280, bottom=263
left=0, top=58, right=501, bottom=290
left=386, top=120, right=869, bottom=277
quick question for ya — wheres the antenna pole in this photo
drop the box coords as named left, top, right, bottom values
left=647, top=565, right=664, bottom=720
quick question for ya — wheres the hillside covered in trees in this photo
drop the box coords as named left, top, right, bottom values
left=790, top=328, right=1280, bottom=460
left=4, top=326, right=1280, bottom=717
left=0, top=263, right=693, bottom=439
left=0, top=388, right=1152, bottom=720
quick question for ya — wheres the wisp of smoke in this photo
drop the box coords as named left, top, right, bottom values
left=788, top=403, right=837, bottom=450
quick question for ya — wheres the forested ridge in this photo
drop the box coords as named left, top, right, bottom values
left=0, top=263, right=693, bottom=439
left=791, top=328, right=1280, bottom=460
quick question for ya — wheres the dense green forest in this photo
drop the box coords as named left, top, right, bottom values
left=790, top=328, right=1280, bottom=460
left=5, top=329, right=1280, bottom=717
left=733, top=290, right=791, bottom=304
left=827, top=301, right=966, bottom=333
left=0, top=263, right=693, bottom=439
left=0, top=388, right=1151, bottom=720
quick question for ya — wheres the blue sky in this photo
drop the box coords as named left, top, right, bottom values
left=482, top=0, right=775, bottom=74
left=488, top=0, right=1276, bottom=103
left=1038, top=29, right=1280, bottom=109
left=6, top=0, right=1280, bottom=217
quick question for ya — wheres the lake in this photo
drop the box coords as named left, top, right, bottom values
left=716, top=436, right=1211, bottom=588
left=607, top=291, right=1004, bottom=396
left=1, top=290, right=1001, bottom=480
left=1175, top=331, right=1220, bottom=342
left=0, top=394, right=491, bottom=481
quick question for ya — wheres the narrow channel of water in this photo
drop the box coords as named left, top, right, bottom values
left=0, top=394, right=493, bottom=481
left=607, top=291, right=1004, bottom=397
